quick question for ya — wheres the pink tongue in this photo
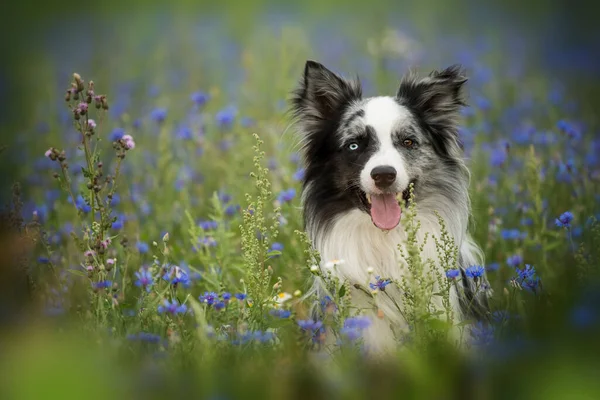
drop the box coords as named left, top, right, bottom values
left=370, top=194, right=401, bottom=230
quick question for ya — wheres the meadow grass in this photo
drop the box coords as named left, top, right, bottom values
left=1, top=2, right=600, bottom=399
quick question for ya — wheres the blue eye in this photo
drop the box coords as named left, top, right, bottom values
left=348, top=143, right=359, bottom=151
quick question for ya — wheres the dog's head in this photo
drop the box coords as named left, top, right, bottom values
left=291, top=60, right=469, bottom=232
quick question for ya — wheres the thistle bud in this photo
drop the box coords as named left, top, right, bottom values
left=73, top=109, right=81, bottom=120
left=272, top=282, right=281, bottom=290
left=73, top=73, right=84, bottom=92
left=65, top=90, right=72, bottom=102
left=101, top=96, right=109, bottom=110
left=367, top=267, right=374, bottom=274
left=162, top=232, right=170, bottom=243
left=293, top=290, right=302, bottom=297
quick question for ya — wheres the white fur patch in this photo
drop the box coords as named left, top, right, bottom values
left=359, top=97, right=413, bottom=194
left=313, top=208, right=467, bottom=354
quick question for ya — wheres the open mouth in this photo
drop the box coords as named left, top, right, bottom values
left=359, top=181, right=415, bottom=231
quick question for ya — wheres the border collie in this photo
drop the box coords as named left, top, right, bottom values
left=290, top=60, right=490, bottom=353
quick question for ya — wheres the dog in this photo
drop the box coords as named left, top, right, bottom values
left=290, top=60, right=490, bottom=353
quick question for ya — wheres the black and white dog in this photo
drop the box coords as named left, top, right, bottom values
left=291, top=60, right=489, bottom=352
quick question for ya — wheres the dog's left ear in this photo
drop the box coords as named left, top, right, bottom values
left=291, top=60, right=362, bottom=132
left=396, top=65, right=467, bottom=135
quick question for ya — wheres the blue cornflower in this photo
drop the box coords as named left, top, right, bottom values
left=297, top=320, right=323, bottom=331
left=344, top=316, right=371, bottom=330
left=492, top=310, right=510, bottom=323
left=215, top=106, right=236, bottom=129
left=158, top=299, right=187, bottom=315
left=340, top=327, right=362, bottom=342
left=270, top=309, right=291, bottom=319
left=446, top=269, right=460, bottom=279
left=501, top=229, right=527, bottom=240
left=490, top=148, right=507, bottom=167
left=199, top=236, right=217, bottom=247
left=516, top=264, right=536, bottom=280
left=254, top=331, right=275, bottom=343
left=369, top=276, right=392, bottom=291
left=38, top=256, right=50, bottom=264
left=555, top=211, right=574, bottom=228
left=277, top=188, right=296, bottom=203
left=112, top=217, right=124, bottom=230
left=225, top=204, right=240, bottom=216
left=134, top=268, right=153, bottom=290
left=110, top=128, right=125, bottom=141
left=320, top=296, right=337, bottom=313
left=506, top=254, right=523, bottom=268
left=199, top=291, right=219, bottom=306
left=240, top=116, right=255, bottom=127
left=190, top=91, right=209, bottom=106
left=465, top=265, right=485, bottom=279
left=162, top=265, right=191, bottom=286
left=214, top=301, right=226, bottom=311
left=470, top=322, right=494, bottom=346
left=521, top=275, right=542, bottom=293
left=75, top=195, right=91, bottom=214
left=136, top=241, right=150, bottom=254
left=222, top=292, right=232, bottom=301
left=150, top=108, right=167, bottom=123
left=270, top=242, right=284, bottom=253
left=176, top=126, right=193, bottom=140
left=92, top=280, right=112, bottom=290
left=292, top=168, right=305, bottom=181
left=234, top=293, right=247, bottom=301
left=218, top=192, right=232, bottom=204
left=486, top=263, right=500, bottom=272
left=199, top=220, right=218, bottom=230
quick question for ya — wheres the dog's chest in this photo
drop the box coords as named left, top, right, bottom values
left=315, top=210, right=441, bottom=285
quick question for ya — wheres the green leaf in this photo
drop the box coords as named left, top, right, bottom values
left=338, top=284, right=346, bottom=298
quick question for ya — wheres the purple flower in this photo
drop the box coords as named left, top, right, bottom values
left=555, top=211, right=574, bottom=228
left=369, top=276, right=392, bottom=291
left=506, top=254, right=523, bottom=268
left=110, top=128, right=125, bottom=141
left=137, top=242, right=149, bottom=254
left=234, top=293, right=247, bottom=301
left=191, top=91, right=209, bottom=106
left=446, top=269, right=460, bottom=279
left=135, top=268, right=154, bottom=290
left=277, top=188, right=296, bottom=203
left=297, top=320, right=323, bottom=331
left=465, top=265, right=485, bottom=279
left=215, top=106, right=236, bottom=129
left=270, top=242, right=284, bottom=254
left=92, top=280, right=112, bottom=290
left=162, top=265, right=191, bottom=286
left=293, top=168, right=305, bottom=181
left=343, top=316, right=371, bottom=330
left=199, top=220, right=218, bottom=230
left=270, top=309, right=291, bottom=318
left=199, top=291, right=219, bottom=305
left=44, top=148, right=53, bottom=158
left=87, top=119, right=96, bottom=129
left=516, top=264, right=536, bottom=280
left=158, top=299, right=187, bottom=315
left=122, top=134, right=135, bottom=150
left=150, top=108, right=167, bottom=123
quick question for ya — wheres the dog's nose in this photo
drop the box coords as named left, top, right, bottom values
left=371, top=166, right=397, bottom=189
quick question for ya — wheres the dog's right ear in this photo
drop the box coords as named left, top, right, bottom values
left=291, top=60, right=362, bottom=131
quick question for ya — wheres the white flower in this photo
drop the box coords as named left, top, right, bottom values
left=324, top=259, right=346, bottom=268
left=310, top=265, right=319, bottom=273
left=367, top=267, right=374, bottom=274
left=273, top=292, right=292, bottom=307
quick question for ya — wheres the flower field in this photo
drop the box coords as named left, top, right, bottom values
left=1, top=1, right=599, bottom=399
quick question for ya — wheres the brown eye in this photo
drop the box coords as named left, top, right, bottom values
left=402, top=139, right=414, bottom=148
